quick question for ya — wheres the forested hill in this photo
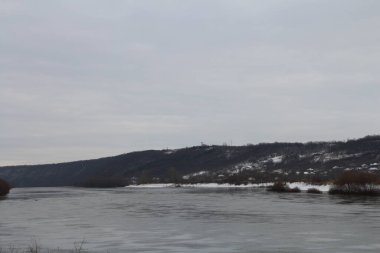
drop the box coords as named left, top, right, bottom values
left=1, top=136, right=380, bottom=187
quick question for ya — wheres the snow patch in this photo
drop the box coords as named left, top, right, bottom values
left=262, top=155, right=283, bottom=164
left=312, top=152, right=361, bottom=163
left=271, top=155, right=283, bottom=163
left=181, top=183, right=272, bottom=188
left=226, top=162, right=257, bottom=175
left=182, top=170, right=208, bottom=179
left=163, top=149, right=178, bottom=155
left=192, top=171, right=208, bottom=176
left=287, top=182, right=330, bottom=192
left=126, top=184, right=176, bottom=188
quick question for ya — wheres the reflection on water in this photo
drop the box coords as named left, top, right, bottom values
left=1, top=187, right=380, bottom=252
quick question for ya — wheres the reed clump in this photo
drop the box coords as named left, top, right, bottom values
left=328, top=171, right=380, bottom=196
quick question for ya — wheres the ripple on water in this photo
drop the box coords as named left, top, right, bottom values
left=1, top=187, right=380, bottom=253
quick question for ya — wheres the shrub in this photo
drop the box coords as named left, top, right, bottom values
left=267, top=181, right=288, bottom=192
left=0, top=178, right=10, bottom=196
left=328, top=171, right=380, bottom=195
left=307, top=188, right=322, bottom=194
left=267, top=181, right=301, bottom=193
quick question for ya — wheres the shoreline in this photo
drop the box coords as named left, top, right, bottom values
left=126, top=182, right=331, bottom=192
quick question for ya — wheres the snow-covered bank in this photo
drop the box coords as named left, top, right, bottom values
left=126, top=183, right=174, bottom=188
left=179, top=183, right=272, bottom=188
left=287, top=182, right=330, bottom=192
left=125, top=183, right=271, bottom=189
left=126, top=182, right=331, bottom=192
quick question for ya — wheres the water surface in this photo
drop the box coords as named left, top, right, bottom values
left=1, top=187, right=380, bottom=252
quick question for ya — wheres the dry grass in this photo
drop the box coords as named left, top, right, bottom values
left=329, top=171, right=380, bottom=196
left=0, top=240, right=87, bottom=253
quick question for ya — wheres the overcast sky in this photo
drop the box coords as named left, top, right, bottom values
left=1, top=0, right=380, bottom=165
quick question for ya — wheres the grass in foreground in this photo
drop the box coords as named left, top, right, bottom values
left=0, top=240, right=86, bottom=253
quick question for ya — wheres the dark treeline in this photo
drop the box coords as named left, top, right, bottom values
left=80, top=177, right=128, bottom=188
left=1, top=135, right=380, bottom=187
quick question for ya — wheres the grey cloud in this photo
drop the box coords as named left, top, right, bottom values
left=1, top=0, right=380, bottom=165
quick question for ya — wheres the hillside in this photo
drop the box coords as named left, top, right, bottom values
left=1, top=136, right=380, bottom=187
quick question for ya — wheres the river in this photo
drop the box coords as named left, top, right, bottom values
left=1, top=187, right=380, bottom=252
